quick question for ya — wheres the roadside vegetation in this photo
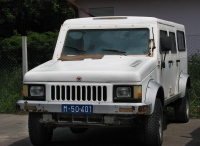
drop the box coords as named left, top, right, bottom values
left=0, top=0, right=74, bottom=113
left=188, top=54, right=200, bottom=118
left=0, top=68, right=22, bottom=113
left=0, top=31, right=58, bottom=113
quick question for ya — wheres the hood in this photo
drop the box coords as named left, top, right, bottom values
left=24, top=56, right=156, bottom=83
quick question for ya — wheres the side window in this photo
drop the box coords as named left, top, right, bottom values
left=169, top=32, right=177, bottom=53
left=160, top=30, right=167, bottom=53
left=177, top=31, right=186, bottom=51
left=160, top=30, right=167, bottom=37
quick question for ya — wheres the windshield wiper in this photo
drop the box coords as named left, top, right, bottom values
left=65, top=45, right=86, bottom=54
left=102, top=49, right=126, bottom=55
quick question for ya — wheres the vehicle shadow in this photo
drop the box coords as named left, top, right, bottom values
left=185, top=127, right=200, bottom=146
left=165, top=117, right=200, bottom=146
left=8, top=137, right=31, bottom=146
left=9, top=127, right=144, bottom=146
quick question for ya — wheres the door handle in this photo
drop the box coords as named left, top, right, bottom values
left=168, top=60, right=173, bottom=68
left=176, top=60, right=180, bottom=66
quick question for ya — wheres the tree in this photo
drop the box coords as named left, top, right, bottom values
left=0, top=0, right=76, bottom=38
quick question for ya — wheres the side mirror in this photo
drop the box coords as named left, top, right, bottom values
left=160, top=36, right=172, bottom=51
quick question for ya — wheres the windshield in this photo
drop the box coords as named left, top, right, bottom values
left=62, top=29, right=149, bottom=55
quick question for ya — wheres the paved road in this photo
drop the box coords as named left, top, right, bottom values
left=0, top=114, right=200, bottom=146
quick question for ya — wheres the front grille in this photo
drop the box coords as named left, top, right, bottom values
left=51, top=85, right=107, bottom=102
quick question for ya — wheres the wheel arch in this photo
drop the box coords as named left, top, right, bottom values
left=156, top=86, right=165, bottom=107
left=179, top=72, right=190, bottom=98
left=145, top=80, right=164, bottom=114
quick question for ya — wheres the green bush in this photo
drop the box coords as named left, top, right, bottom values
left=188, top=54, right=200, bottom=118
left=0, top=31, right=58, bottom=70
left=0, top=68, right=22, bottom=113
left=0, top=31, right=58, bottom=113
left=0, top=33, right=22, bottom=70
left=27, top=31, right=58, bottom=69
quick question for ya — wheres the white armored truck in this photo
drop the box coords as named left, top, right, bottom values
left=17, top=16, right=190, bottom=146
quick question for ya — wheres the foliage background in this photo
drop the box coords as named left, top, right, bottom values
left=0, top=0, right=200, bottom=119
left=0, top=0, right=76, bottom=113
left=0, top=0, right=76, bottom=38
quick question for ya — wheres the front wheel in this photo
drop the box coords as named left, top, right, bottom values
left=144, top=98, right=163, bottom=146
left=29, top=112, right=53, bottom=145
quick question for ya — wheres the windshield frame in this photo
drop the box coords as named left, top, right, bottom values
left=60, top=28, right=150, bottom=59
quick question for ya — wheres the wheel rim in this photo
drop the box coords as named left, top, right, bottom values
left=186, top=98, right=190, bottom=119
left=159, top=113, right=163, bottom=140
left=158, top=107, right=163, bottom=143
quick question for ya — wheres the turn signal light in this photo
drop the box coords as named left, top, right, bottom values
left=133, top=86, right=142, bottom=99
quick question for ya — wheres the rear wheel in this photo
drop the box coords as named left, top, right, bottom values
left=144, top=98, right=163, bottom=146
left=29, top=112, right=53, bottom=145
left=174, top=88, right=190, bottom=123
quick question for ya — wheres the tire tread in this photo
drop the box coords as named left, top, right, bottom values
left=144, top=98, right=163, bottom=146
left=29, top=112, right=53, bottom=145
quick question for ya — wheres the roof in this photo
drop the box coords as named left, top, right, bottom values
left=63, top=16, right=184, bottom=28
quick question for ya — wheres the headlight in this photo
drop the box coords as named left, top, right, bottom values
left=116, top=87, right=131, bottom=97
left=30, top=86, right=44, bottom=96
left=114, top=85, right=142, bottom=103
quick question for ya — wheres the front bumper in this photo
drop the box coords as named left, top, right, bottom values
left=16, top=100, right=152, bottom=115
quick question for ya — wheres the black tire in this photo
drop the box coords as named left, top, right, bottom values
left=144, top=98, right=163, bottom=146
left=174, top=88, right=190, bottom=123
left=29, top=112, right=53, bottom=145
left=70, top=127, right=89, bottom=134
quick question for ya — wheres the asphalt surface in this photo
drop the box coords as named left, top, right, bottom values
left=0, top=114, right=200, bottom=146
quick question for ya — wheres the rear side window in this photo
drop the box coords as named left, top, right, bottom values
left=169, top=32, right=177, bottom=53
left=177, top=31, right=186, bottom=51
left=160, top=30, right=167, bottom=37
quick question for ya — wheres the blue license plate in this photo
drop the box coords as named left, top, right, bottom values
left=62, top=104, right=93, bottom=114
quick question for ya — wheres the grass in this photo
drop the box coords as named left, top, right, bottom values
left=0, top=68, right=22, bottom=113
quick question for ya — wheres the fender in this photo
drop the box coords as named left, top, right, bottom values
left=145, top=80, right=164, bottom=114
left=179, top=72, right=190, bottom=98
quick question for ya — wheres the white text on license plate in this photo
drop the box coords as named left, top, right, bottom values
left=62, top=104, right=93, bottom=114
